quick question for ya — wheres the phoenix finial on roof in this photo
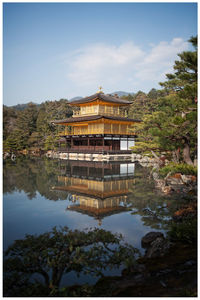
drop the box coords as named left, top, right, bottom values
left=97, top=86, right=103, bottom=93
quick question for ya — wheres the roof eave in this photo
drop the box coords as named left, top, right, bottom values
left=69, top=93, right=132, bottom=105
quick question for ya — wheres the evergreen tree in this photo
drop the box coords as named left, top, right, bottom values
left=132, top=36, right=197, bottom=165
left=3, top=99, right=73, bottom=152
left=160, top=36, right=197, bottom=101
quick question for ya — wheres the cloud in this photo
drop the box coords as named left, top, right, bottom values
left=65, top=38, right=188, bottom=94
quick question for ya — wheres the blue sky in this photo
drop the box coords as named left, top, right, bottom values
left=3, top=2, right=197, bottom=106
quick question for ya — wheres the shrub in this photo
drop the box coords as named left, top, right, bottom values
left=159, top=163, right=197, bottom=178
left=168, top=218, right=197, bottom=244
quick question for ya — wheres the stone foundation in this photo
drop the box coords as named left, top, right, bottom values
left=46, top=151, right=139, bottom=162
left=46, top=151, right=160, bottom=164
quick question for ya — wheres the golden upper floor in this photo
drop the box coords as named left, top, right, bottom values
left=70, top=92, right=131, bottom=118
left=72, top=104, right=127, bottom=118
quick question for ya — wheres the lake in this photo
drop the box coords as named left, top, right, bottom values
left=3, top=157, right=184, bottom=287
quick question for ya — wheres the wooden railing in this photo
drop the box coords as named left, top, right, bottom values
left=58, top=124, right=135, bottom=136
left=72, top=106, right=126, bottom=118
left=58, top=148, right=132, bottom=154
left=59, top=130, right=135, bottom=136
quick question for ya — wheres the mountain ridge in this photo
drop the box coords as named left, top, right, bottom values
left=69, top=91, right=135, bottom=101
left=5, top=91, right=135, bottom=109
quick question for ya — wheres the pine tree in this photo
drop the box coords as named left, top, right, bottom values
left=132, top=36, right=197, bottom=165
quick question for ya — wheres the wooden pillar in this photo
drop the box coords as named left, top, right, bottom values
left=87, top=166, right=90, bottom=177
left=102, top=164, right=104, bottom=177
left=112, top=138, right=114, bottom=151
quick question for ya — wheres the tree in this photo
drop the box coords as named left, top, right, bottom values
left=3, top=99, right=73, bottom=152
left=4, top=227, right=138, bottom=296
left=16, top=103, right=38, bottom=136
left=3, top=106, right=18, bottom=140
left=36, top=100, right=73, bottom=149
left=132, top=36, right=197, bottom=165
left=160, top=36, right=197, bottom=101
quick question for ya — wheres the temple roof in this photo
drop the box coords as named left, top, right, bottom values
left=67, top=204, right=129, bottom=218
left=52, top=115, right=140, bottom=124
left=69, top=92, right=132, bottom=105
left=52, top=185, right=131, bottom=200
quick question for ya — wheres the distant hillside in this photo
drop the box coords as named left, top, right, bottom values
left=7, top=92, right=135, bottom=108
left=8, top=102, right=40, bottom=111
left=110, top=91, right=135, bottom=97
left=69, top=91, right=135, bottom=101
left=69, top=96, right=83, bottom=101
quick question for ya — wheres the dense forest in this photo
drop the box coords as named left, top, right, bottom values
left=3, top=99, right=73, bottom=152
left=3, top=36, right=197, bottom=166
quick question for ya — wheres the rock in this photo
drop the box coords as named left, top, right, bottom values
left=145, top=237, right=171, bottom=258
left=3, top=152, right=10, bottom=159
left=136, top=154, right=142, bottom=160
left=159, top=156, right=166, bottom=167
left=152, top=172, right=159, bottom=180
left=11, top=153, right=16, bottom=161
left=141, top=232, right=164, bottom=248
left=162, top=186, right=172, bottom=194
left=173, top=203, right=197, bottom=221
left=184, top=260, right=196, bottom=267
left=154, top=179, right=166, bottom=188
left=166, top=177, right=184, bottom=185
left=181, top=175, right=197, bottom=185
left=172, top=173, right=182, bottom=179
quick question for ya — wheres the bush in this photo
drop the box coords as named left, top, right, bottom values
left=159, top=163, right=197, bottom=177
left=168, top=218, right=197, bottom=244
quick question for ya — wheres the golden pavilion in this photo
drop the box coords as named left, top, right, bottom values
left=52, top=88, right=140, bottom=153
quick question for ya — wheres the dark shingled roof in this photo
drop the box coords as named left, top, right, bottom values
left=67, top=205, right=129, bottom=218
left=69, top=92, right=132, bottom=105
left=52, top=185, right=131, bottom=200
left=52, top=115, right=141, bottom=124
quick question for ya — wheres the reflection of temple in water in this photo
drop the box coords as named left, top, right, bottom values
left=53, top=161, right=135, bottom=225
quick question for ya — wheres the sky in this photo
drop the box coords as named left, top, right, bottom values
left=3, top=2, right=197, bottom=106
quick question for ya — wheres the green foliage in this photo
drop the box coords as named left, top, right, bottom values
left=168, top=218, right=197, bottom=244
left=4, top=226, right=139, bottom=296
left=36, top=99, right=72, bottom=139
left=43, top=135, right=59, bottom=151
left=159, top=163, right=197, bottom=177
left=3, top=105, right=18, bottom=140
left=125, top=90, right=158, bottom=120
left=3, top=99, right=73, bottom=152
left=3, top=157, right=69, bottom=200
left=160, top=36, right=197, bottom=97
left=131, top=36, right=197, bottom=165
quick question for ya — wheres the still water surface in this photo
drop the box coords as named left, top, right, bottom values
left=3, top=157, right=183, bottom=286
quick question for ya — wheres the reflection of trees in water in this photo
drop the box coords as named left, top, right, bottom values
left=4, top=226, right=139, bottom=297
left=4, top=158, right=190, bottom=232
left=3, top=157, right=68, bottom=201
left=127, top=166, right=191, bottom=230
left=3, top=158, right=38, bottom=198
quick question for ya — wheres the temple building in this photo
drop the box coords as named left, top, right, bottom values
left=52, top=88, right=140, bottom=153
left=52, top=161, right=135, bottom=225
